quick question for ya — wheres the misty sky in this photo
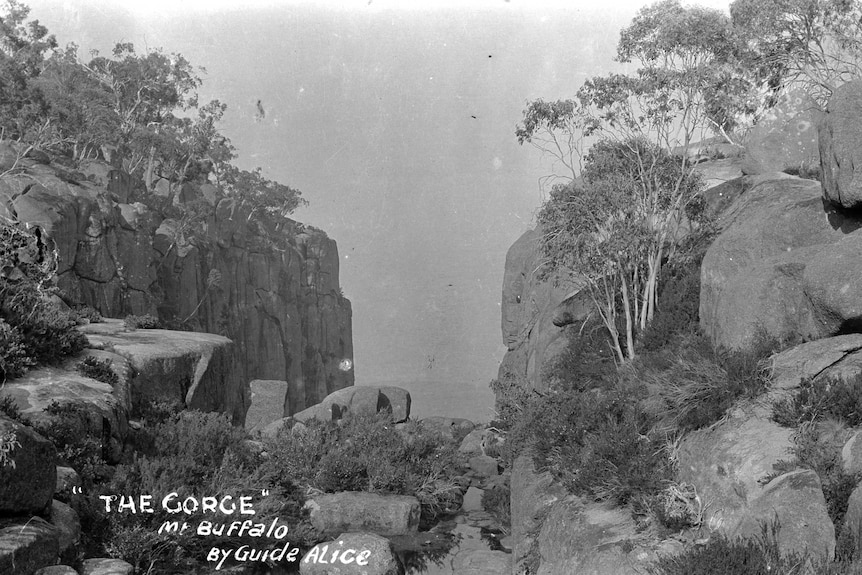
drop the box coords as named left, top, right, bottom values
left=26, top=0, right=731, bottom=418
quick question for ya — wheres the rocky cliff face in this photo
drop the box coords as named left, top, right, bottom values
left=0, top=149, right=353, bottom=417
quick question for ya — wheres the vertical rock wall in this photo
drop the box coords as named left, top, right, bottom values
left=0, top=155, right=354, bottom=417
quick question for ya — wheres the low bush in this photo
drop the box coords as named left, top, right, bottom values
left=123, top=314, right=162, bottom=329
left=76, top=356, right=118, bottom=385
left=773, top=374, right=862, bottom=428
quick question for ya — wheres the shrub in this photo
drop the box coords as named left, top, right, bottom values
left=263, top=413, right=463, bottom=523
left=76, top=356, right=118, bottom=385
left=123, top=314, right=162, bottom=329
left=73, top=305, right=103, bottom=323
left=32, top=401, right=106, bottom=481
left=0, top=395, right=24, bottom=423
left=516, top=382, right=672, bottom=505
left=649, top=521, right=802, bottom=575
left=773, top=374, right=862, bottom=428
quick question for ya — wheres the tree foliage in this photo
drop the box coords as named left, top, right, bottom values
left=731, top=0, right=862, bottom=106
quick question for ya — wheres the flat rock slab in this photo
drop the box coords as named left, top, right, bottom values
left=0, top=516, right=60, bottom=575
left=309, top=492, right=420, bottom=537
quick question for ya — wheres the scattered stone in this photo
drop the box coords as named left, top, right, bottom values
left=309, top=492, right=420, bottom=537
left=0, top=516, right=60, bottom=575
left=55, top=467, right=80, bottom=497
left=80, top=558, right=134, bottom=575
left=0, top=417, right=57, bottom=515
left=462, top=486, right=484, bottom=513
left=300, top=532, right=404, bottom=575
left=459, top=429, right=486, bottom=456
left=677, top=403, right=794, bottom=535
left=34, top=566, right=79, bottom=575
left=468, top=455, right=499, bottom=477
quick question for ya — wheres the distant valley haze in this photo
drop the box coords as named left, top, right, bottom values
left=27, top=0, right=732, bottom=420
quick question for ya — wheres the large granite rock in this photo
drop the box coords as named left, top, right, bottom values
left=700, top=174, right=862, bottom=350
left=819, top=80, right=862, bottom=209
left=498, top=228, right=591, bottom=390
left=1, top=156, right=353, bottom=419
left=300, top=532, right=404, bottom=575
left=308, top=492, right=420, bottom=537
left=0, top=516, right=60, bottom=575
left=0, top=418, right=56, bottom=515
left=730, top=469, right=835, bottom=561
left=79, top=558, right=134, bottom=575
left=742, top=88, right=820, bottom=175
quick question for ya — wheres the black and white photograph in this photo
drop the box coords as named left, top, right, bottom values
left=0, top=0, right=855, bottom=573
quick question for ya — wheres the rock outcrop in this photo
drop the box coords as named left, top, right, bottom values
left=0, top=151, right=353, bottom=418
left=300, top=532, right=405, bottom=575
left=498, top=228, right=591, bottom=390
left=700, top=174, right=862, bottom=350
left=819, top=80, right=862, bottom=210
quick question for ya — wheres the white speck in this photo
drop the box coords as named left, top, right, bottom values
left=492, top=157, right=503, bottom=170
